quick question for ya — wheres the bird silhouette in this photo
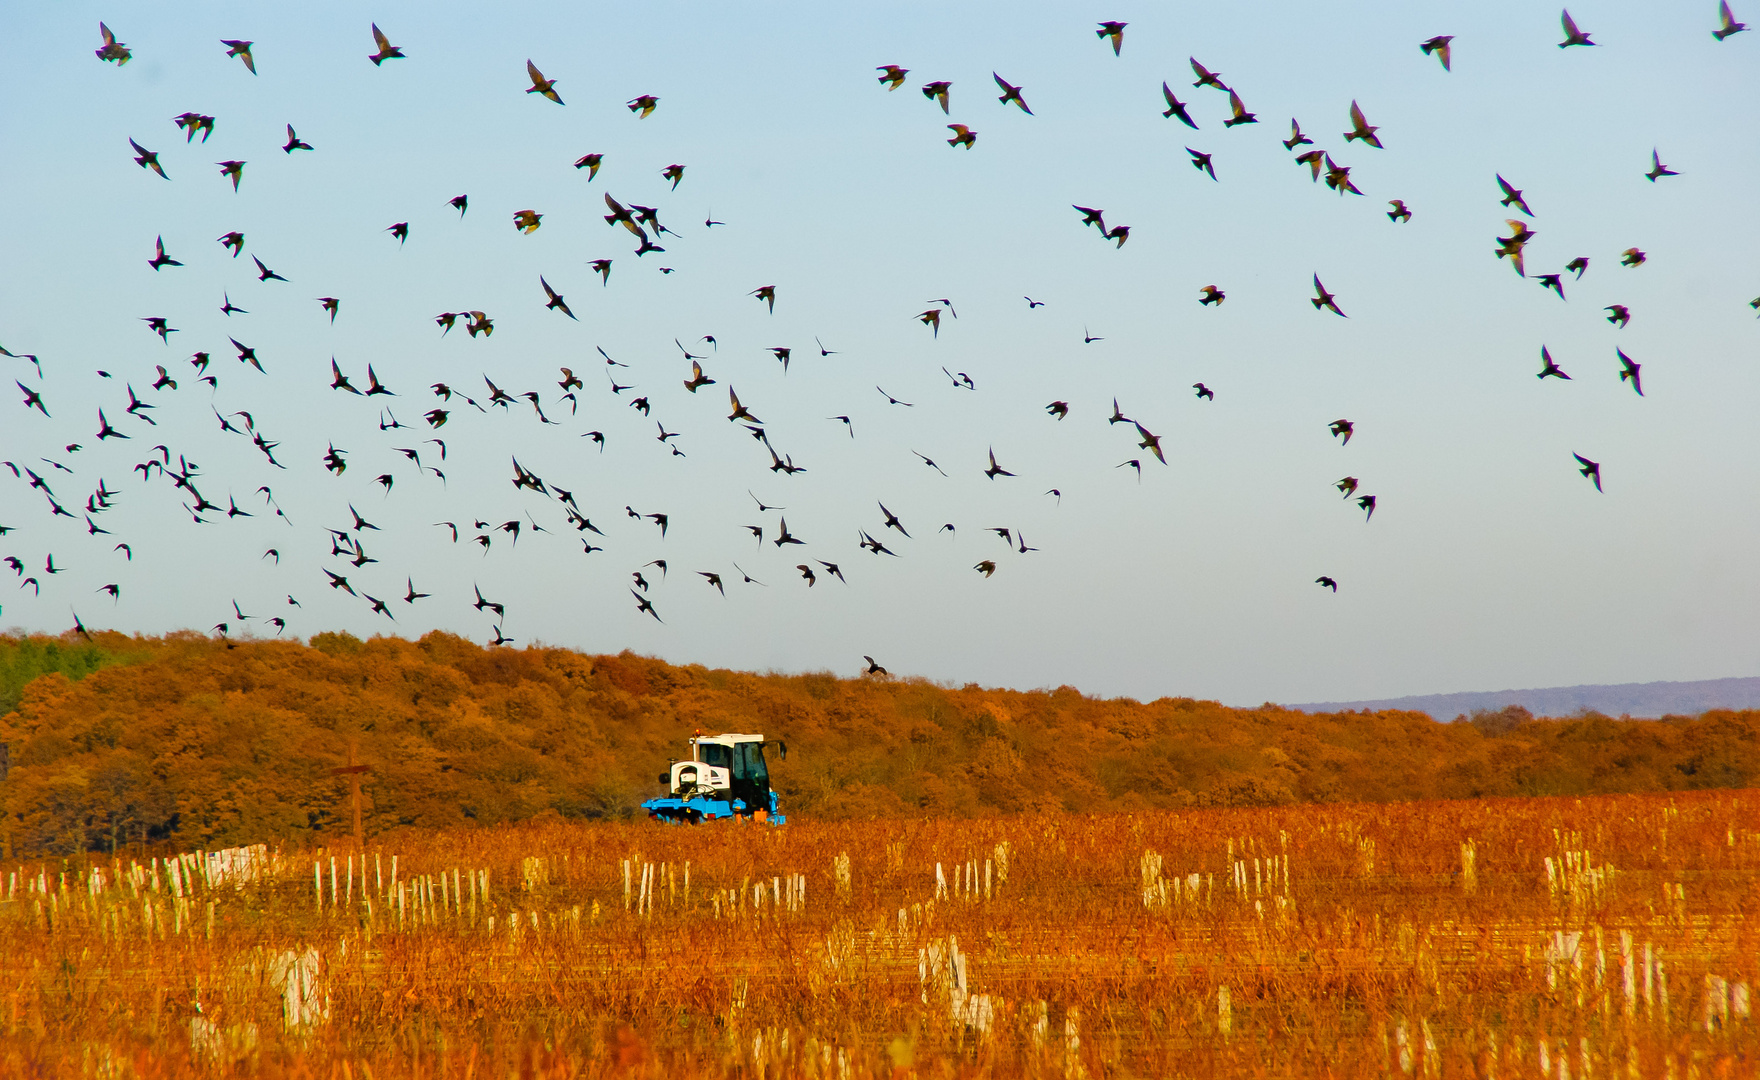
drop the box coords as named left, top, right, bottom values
left=1187, top=147, right=1217, bottom=181
left=921, top=81, right=951, bottom=113
left=1559, top=9, right=1595, bottom=47
left=1574, top=453, right=1602, bottom=491
left=1645, top=149, right=1679, bottom=181
left=129, top=139, right=168, bottom=179
left=96, top=23, right=131, bottom=65
left=1161, top=84, right=1197, bottom=128
left=1344, top=101, right=1382, bottom=147
left=877, top=65, right=909, bottom=91
left=526, top=61, right=564, bottom=104
left=368, top=24, right=404, bottom=65
left=1420, top=35, right=1453, bottom=70
left=1223, top=90, right=1257, bottom=127
left=1715, top=1, right=1748, bottom=38
left=1311, top=275, right=1346, bottom=316
left=1190, top=58, right=1228, bottom=91
left=1096, top=22, right=1126, bottom=55
left=221, top=39, right=256, bottom=74
left=1497, top=175, right=1533, bottom=217
left=993, top=73, right=1031, bottom=114
left=1537, top=346, right=1570, bottom=380
left=1617, top=349, right=1643, bottom=396
left=1316, top=576, right=1338, bottom=592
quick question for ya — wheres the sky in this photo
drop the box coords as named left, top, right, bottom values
left=1, top=2, right=1757, bottom=707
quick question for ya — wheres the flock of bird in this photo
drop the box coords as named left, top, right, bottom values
left=4, top=11, right=1756, bottom=668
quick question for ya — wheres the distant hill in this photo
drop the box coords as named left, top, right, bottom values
left=1288, top=676, right=1760, bottom=720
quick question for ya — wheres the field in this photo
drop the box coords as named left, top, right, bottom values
left=2, top=790, right=1756, bottom=1078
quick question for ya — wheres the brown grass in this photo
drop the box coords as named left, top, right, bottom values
left=2, top=789, right=1756, bottom=1077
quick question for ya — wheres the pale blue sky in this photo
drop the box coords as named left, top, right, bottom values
left=2, top=2, right=1756, bottom=705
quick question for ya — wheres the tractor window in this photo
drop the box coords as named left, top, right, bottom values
left=698, top=743, right=732, bottom=770
left=738, top=742, right=768, bottom=781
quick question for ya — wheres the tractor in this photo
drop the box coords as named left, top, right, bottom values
left=642, top=732, right=788, bottom=824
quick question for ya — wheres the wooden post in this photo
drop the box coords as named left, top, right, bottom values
left=330, top=741, right=372, bottom=848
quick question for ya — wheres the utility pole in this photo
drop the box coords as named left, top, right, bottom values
left=329, top=740, right=371, bottom=848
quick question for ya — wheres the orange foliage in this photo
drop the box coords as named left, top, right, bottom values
left=1, top=630, right=1757, bottom=855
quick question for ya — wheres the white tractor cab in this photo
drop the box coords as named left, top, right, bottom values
left=642, top=732, right=788, bottom=825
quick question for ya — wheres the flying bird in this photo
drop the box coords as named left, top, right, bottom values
left=946, top=124, right=977, bottom=149
left=1199, top=285, right=1225, bottom=305
left=1620, top=247, right=1646, bottom=268
left=1387, top=199, right=1412, bottom=222
left=539, top=277, right=575, bottom=319
left=1190, top=58, right=1227, bottom=91
left=984, top=448, right=1015, bottom=479
left=174, top=113, right=215, bottom=142
left=752, top=285, right=777, bottom=313
left=513, top=209, right=542, bottom=233
left=217, top=160, right=246, bottom=191
left=1311, top=275, right=1346, bottom=316
left=1644, top=149, right=1679, bottom=181
left=1223, top=90, right=1257, bottom=127
left=993, top=73, right=1031, bottom=114
left=1161, top=84, right=1198, bottom=128
left=1497, top=175, right=1533, bottom=217
left=1344, top=101, right=1382, bottom=147
left=877, top=65, right=909, bottom=90
left=252, top=256, right=286, bottom=282
left=1358, top=495, right=1377, bottom=521
left=628, top=95, right=659, bottom=117
left=1537, top=346, right=1571, bottom=380
left=921, top=81, right=951, bottom=113
left=1096, top=22, right=1126, bottom=55
left=221, top=39, right=256, bottom=74
left=1537, top=274, right=1566, bottom=300
left=1558, top=9, right=1595, bottom=47
left=1420, top=35, right=1453, bottom=70
left=1330, top=419, right=1354, bottom=444
left=526, top=61, right=564, bottom=103
left=148, top=236, right=182, bottom=270
left=1316, top=576, right=1338, bottom=592
left=129, top=139, right=168, bottom=179
left=1187, top=148, right=1217, bottom=180
left=1283, top=118, right=1312, bottom=149
left=1617, top=349, right=1643, bottom=396
left=282, top=125, right=312, bottom=153
left=1193, top=383, right=1214, bottom=401
left=1574, top=453, right=1602, bottom=491
left=96, top=23, right=131, bottom=65
left=368, top=23, right=404, bottom=64
left=1715, top=1, right=1749, bottom=38
left=1566, top=257, right=1589, bottom=279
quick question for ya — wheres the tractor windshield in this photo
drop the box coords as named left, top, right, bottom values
left=698, top=743, right=732, bottom=769
left=736, top=742, right=768, bottom=781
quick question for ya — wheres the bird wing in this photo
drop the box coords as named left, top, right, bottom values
left=372, top=23, right=391, bottom=51
left=1562, top=9, right=1581, bottom=37
left=527, top=60, right=546, bottom=85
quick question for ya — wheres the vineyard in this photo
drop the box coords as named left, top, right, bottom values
left=2, top=790, right=1756, bottom=1077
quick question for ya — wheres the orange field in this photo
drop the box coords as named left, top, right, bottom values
left=2, top=789, right=1756, bottom=1077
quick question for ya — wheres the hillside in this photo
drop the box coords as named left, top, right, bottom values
left=1289, top=675, right=1760, bottom=719
left=1, top=630, right=1757, bottom=856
